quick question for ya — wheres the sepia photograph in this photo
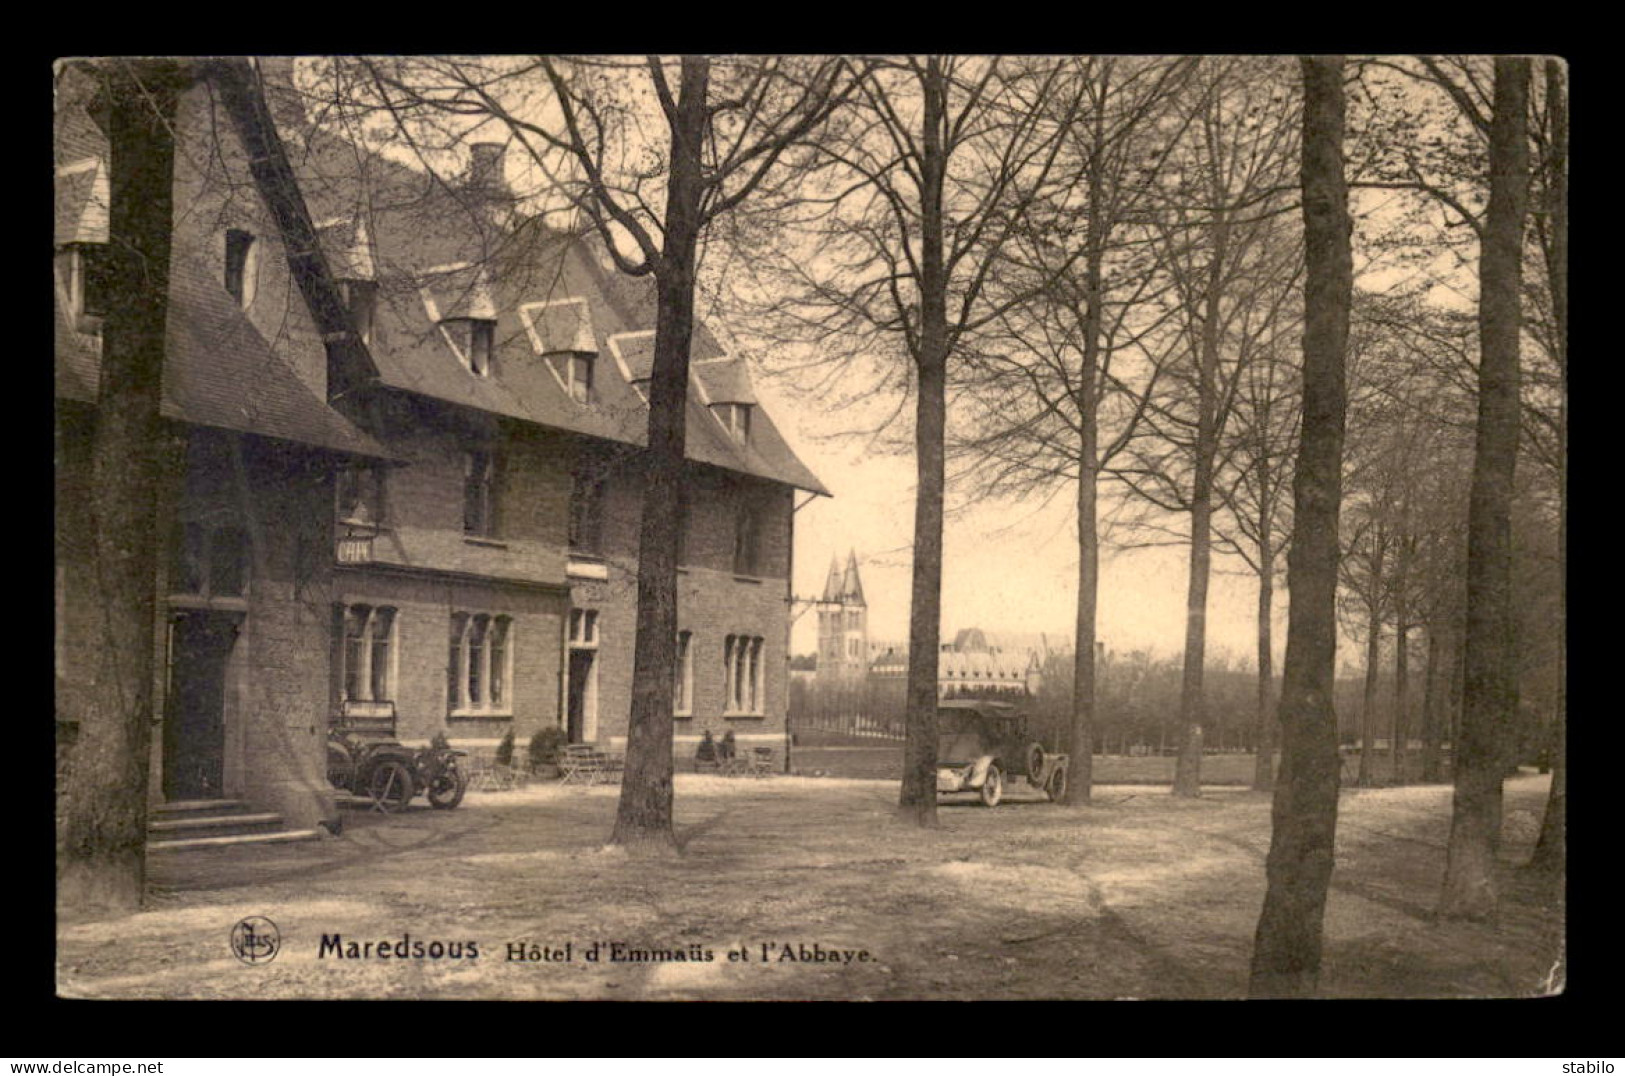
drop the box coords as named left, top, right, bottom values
left=53, top=54, right=1566, bottom=1001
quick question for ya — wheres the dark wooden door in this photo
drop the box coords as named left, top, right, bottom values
left=164, top=611, right=238, bottom=800
left=567, top=649, right=593, bottom=743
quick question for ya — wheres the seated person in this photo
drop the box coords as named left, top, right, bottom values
left=695, top=730, right=718, bottom=764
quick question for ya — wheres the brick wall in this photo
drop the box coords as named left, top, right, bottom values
left=54, top=406, right=99, bottom=740
left=331, top=567, right=567, bottom=750
left=237, top=439, right=337, bottom=829
left=356, top=399, right=570, bottom=587
left=568, top=462, right=794, bottom=761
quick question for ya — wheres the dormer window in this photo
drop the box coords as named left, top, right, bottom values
left=733, top=500, right=763, bottom=577
left=565, top=353, right=593, bottom=404
left=336, top=464, right=385, bottom=526
left=56, top=244, right=110, bottom=321
left=569, top=468, right=606, bottom=555
left=463, top=449, right=497, bottom=537
left=443, top=317, right=495, bottom=377
left=224, top=228, right=258, bottom=308
left=715, top=403, right=752, bottom=444
left=340, top=279, right=378, bottom=347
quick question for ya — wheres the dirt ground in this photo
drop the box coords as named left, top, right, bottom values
left=793, top=743, right=1459, bottom=785
left=56, top=773, right=1563, bottom=1000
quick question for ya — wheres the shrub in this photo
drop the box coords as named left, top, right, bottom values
left=529, top=726, right=566, bottom=768
left=494, top=728, right=515, bottom=767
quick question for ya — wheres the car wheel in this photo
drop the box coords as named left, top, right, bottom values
left=368, top=760, right=414, bottom=812
left=427, top=761, right=467, bottom=809
left=1046, top=765, right=1068, bottom=803
left=980, top=766, right=1003, bottom=808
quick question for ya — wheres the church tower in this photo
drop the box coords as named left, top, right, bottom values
left=818, top=555, right=844, bottom=676
left=817, top=549, right=868, bottom=682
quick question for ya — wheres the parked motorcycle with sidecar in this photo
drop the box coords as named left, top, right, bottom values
left=327, top=729, right=468, bottom=811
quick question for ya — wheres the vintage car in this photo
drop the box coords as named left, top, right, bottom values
left=935, top=699, right=1068, bottom=807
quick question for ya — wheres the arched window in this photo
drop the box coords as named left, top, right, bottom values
left=448, top=611, right=514, bottom=715
left=675, top=631, right=693, bottom=716
left=724, top=634, right=765, bottom=715
left=733, top=502, right=763, bottom=576
left=339, top=603, right=397, bottom=707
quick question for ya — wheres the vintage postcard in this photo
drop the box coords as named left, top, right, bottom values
left=54, top=55, right=1565, bottom=1001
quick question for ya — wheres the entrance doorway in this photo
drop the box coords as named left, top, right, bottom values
left=164, top=610, right=239, bottom=801
left=566, top=648, right=595, bottom=743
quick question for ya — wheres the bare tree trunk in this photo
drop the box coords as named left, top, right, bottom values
left=1173, top=223, right=1227, bottom=799
left=1066, top=181, right=1107, bottom=806
left=898, top=60, right=948, bottom=826
left=1392, top=518, right=1413, bottom=783
left=1358, top=596, right=1381, bottom=787
left=1448, top=611, right=1466, bottom=763
left=1172, top=487, right=1211, bottom=797
left=611, top=58, right=708, bottom=851
left=1531, top=57, right=1567, bottom=876
left=1253, top=532, right=1276, bottom=791
left=1249, top=55, right=1350, bottom=998
left=1393, top=616, right=1409, bottom=783
left=57, top=60, right=187, bottom=916
left=1070, top=449, right=1098, bottom=804
left=1440, top=57, right=1530, bottom=920
left=1420, top=624, right=1445, bottom=782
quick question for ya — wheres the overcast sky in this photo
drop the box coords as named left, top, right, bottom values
left=378, top=54, right=1466, bottom=674
left=763, top=374, right=1283, bottom=665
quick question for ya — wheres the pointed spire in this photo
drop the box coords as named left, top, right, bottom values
left=842, top=549, right=865, bottom=605
left=822, top=554, right=844, bottom=602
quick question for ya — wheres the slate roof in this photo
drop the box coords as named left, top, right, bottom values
left=55, top=260, right=391, bottom=461
left=54, top=158, right=108, bottom=245
left=820, top=549, right=865, bottom=603
left=54, top=71, right=386, bottom=462
left=868, top=646, right=1036, bottom=683
left=314, top=216, right=375, bottom=280
left=694, top=357, right=758, bottom=405
left=821, top=554, right=844, bottom=602
left=841, top=549, right=866, bottom=604
left=286, top=123, right=827, bottom=495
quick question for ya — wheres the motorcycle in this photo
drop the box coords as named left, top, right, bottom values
left=327, top=729, right=468, bottom=812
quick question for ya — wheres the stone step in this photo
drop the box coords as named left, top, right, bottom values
left=152, top=799, right=253, bottom=816
left=147, top=811, right=285, bottom=834
left=147, top=828, right=322, bottom=852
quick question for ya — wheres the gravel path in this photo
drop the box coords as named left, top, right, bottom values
left=56, top=774, right=1562, bottom=999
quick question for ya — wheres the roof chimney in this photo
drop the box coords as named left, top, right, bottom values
left=467, top=141, right=508, bottom=198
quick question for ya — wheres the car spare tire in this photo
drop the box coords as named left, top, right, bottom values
left=1025, top=742, right=1046, bottom=781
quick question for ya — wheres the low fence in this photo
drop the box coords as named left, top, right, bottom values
left=791, top=710, right=906, bottom=741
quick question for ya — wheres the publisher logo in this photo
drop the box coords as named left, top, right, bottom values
left=231, top=916, right=281, bottom=965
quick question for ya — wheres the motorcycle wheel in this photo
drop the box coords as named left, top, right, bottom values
left=427, top=761, right=467, bottom=810
left=327, top=744, right=355, bottom=792
left=368, top=760, right=414, bottom=812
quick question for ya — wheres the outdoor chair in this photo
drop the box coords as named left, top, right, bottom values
left=466, top=751, right=519, bottom=792
left=560, top=744, right=608, bottom=785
